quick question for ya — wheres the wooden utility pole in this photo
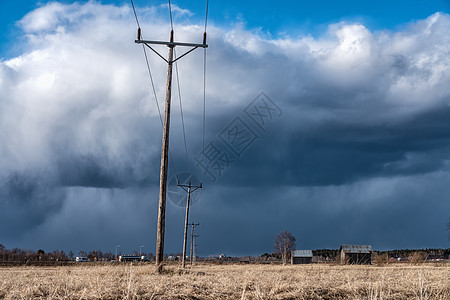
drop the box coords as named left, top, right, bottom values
left=136, top=30, right=207, bottom=267
left=178, top=183, right=202, bottom=268
left=189, top=223, right=199, bottom=264
left=156, top=30, right=173, bottom=267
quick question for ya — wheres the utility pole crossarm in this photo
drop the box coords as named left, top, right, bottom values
left=135, top=40, right=208, bottom=48
left=178, top=182, right=202, bottom=194
left=137, top=40, right=207, bottom=64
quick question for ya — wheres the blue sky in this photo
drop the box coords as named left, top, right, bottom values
left=1, top=0, right=450, bottom=58
left=1, top=1, right=449, bottom=256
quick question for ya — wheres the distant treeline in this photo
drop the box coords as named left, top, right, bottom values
left=0, top=244, right=154, bottom=264
left=312, top=249, right=339, bottom=258
left=376, top=248, right=450, bottom=258
left=0, top=244, right=67, bottom=264
left=311, top=248, right=450, bottom=258
left=1, top=243, right=449, bottom=264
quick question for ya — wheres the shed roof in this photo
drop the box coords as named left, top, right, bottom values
left=291, top=250, right=313, bottom=257
left=340, top=245, right=372, bottom=253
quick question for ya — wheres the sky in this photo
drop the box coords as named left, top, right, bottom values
left=0, top=0, right=450, bottom=257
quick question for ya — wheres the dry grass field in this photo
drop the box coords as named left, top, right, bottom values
left=0, top=263, right=449, bottom=299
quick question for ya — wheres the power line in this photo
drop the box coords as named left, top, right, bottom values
left=130, top=0, right=140, bottom=28
left=137, top=0, right=208, bottom=180
left=133, top=1, right=181, bottom=182
left=200, top=0, right=209, bottom=184
left=168, top=0, right=174, bottom=31
left=204, top=0, right=209, bottom=32
left=173, top=48, right=190, bottom=173
left=142, top=44, right=181, bottom=182
left=142, top=47, right=163, bottom=126
left=201, top=46, right=207, bottom=184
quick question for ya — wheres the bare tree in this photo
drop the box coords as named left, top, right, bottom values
left=274, top=230, right=296, bottom=265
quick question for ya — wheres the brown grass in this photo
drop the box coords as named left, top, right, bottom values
left=0, top=262, right=449, bottom=299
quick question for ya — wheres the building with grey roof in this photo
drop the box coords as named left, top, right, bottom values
left=340, top=244, right=373, bottom=264
left=291, top=250, right=313, bottom=264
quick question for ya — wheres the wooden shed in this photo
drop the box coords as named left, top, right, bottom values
left=291, top=250, right=313, bottom=264
left=340, top=244, right=372, bottom=264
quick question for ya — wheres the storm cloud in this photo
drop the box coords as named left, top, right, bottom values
left=0, top=2, right=449, bottom=255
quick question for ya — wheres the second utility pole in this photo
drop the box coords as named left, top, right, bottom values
left=136, top=30, right=207, bottom=268
left=178, top=182, right=202, bottom=268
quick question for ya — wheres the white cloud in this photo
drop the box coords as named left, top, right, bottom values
left=159, top=3, right=193, bottom=17
left=0, top=2, right=448, bottom=180
left=19, top=2, right=67, bottom=32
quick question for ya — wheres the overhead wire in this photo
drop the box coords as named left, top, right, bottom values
left=130, top=0, right=162, bottom=125
left=200, top=0, right=209, bottom=184
left=130, top=0, right=180, bottom=183
left=173, top=48, right=191, bottom=174
left=200, top=49, right=207, bottom=184
left=204, top=0, right=209, bottom=32
left=130, top=0, right=209, bottom=191
left=141, top=45, right=163, bottom=126
left=130, top=0, right=140, bottom=28
left=168, top=0, right=190, bottom=175
left=168, top=0, right=174, bottom=31
left=191, top=0, right=210, bottom=228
